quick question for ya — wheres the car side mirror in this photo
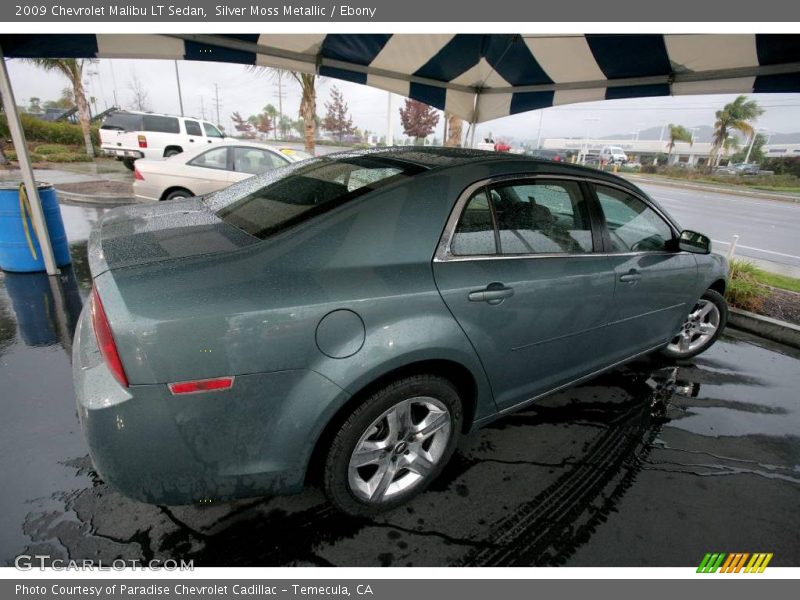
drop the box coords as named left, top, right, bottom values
left=678, top=230, right=711, bottom=254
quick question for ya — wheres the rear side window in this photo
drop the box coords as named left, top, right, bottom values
left=189, top=147, right=229, bottom=170
left=101, top=112, right=142, bottom=131
left=490, top=180, right=594, bottom=254
left=594, top=185, right=674, bottom=252
left=213, top=156, right=424, bottom=240
left=142, top=115, right=180, bottom=134
left=452, top=190, right=497, bottom=256
left=184, top=120, right=202, bottom=136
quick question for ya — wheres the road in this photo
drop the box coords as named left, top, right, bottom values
left=637, top=181, right=800, bottom=273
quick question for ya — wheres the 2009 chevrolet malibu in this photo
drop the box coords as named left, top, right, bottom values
left=73, top=148, right=728, bottom=515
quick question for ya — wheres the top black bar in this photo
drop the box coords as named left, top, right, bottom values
left=1, top=0, right=800, bottom=23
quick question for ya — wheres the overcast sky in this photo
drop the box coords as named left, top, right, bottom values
left=6, top=57, right=800, bottom=144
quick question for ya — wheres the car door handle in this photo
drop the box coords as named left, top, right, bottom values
left=468, top=283, right=514, bottom=305
left=619, top=270, right=642, bottom=283
left=189, top=139, right=195, bottom=142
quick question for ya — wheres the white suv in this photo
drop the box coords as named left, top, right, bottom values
left=100, top=110, right=226, bottom=170
left=600, top=145, right=628, bottom=165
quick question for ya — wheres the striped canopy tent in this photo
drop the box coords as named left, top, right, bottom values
left=1, top=33, right=800, bottom=275
left=2, top=33, right=800, bottom=123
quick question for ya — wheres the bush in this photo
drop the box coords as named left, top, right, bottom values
left=726, top=260, right=769, bottom=312
left=0, top=113, right=99, bottom=147
left=3, top=149, right=46, bottom=162
left=34, top=143, right=72, bottom=155
left=46, top=152, right=93, bottom=163
left=763, top=157, right=800, bottom=178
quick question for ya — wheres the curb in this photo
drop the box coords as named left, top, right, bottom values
left=55, top=188, right=136, bottom=206
left=727, top=307, right=800, bottom=349
left=624, top=175, right=800, bottom=204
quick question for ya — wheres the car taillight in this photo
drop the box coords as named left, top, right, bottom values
left=137, top=135, right=147, bottom=148
left=91, top=287, right=129, bottom=388
left=133, top=167, right=144, bottom=180
left=168, top=377, right=234, bottom=395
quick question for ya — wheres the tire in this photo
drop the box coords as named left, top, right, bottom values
left=164, top=148, right=182, bottom=158
left=163, top=188, right=193, bottom=201
left=323, top=374, right=462, bottom=517
left=661, top=289, right=728, bottom=360
left=122, top=158, right=136, bottom=171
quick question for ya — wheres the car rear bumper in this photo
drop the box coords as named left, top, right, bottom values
left=101, top=146, right=144, bottom=159
left=72, top=306, right=349, bottom=504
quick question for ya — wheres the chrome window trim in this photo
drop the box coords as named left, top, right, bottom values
left=434, top=173, right=682, bottom=263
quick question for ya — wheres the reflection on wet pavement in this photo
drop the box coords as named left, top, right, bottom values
left=1, top=208, right=798, bottom=567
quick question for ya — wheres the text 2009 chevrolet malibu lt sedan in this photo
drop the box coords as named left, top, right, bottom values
left=73, top=148, right=728, bottom=516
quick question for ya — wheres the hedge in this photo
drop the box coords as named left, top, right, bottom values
left=3, top=148, right=91, bottom=163
left=0, top=113, right=100, bottom=147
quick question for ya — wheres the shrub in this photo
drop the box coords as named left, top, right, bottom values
left=46, top=152, right=93, bottom=163
left=34, top=143, right=72, bottom=155
left=0, top=113, right=99, bottom=147
left=763, top=157, right=800, bottom=178
left=726, top=260, right=769, bottom=312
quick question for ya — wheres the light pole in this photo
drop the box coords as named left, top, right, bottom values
left=581, top=117, right=599, bottom=165
left=744, top=128, right=767, bottom=164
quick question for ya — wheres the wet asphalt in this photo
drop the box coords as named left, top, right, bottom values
left=1, top=202, right=799, bottom=567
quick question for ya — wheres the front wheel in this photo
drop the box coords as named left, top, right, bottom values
left=323, top=375, right=462, bottom=517
left=661, top=289, right=728, bottom=360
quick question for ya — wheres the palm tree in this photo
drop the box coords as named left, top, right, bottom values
left=25, top=59, right=95, bottom=157
left=709, top=95, right=764, bottom=167
left=666, top=124, right=693, bottom=164
left=250, top=67, right=319, bottom=154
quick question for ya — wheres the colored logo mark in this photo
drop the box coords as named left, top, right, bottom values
left=697, top=553, right=773, bottom=573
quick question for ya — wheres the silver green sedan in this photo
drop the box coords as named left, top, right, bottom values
left=73, top=148, right=728, bottom=516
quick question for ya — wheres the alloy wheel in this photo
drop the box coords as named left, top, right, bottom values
left=347, top=396, right=452, bottom=503
left=666, top=299, right=721, bottom=356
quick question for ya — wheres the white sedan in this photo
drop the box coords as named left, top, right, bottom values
left=132, top=142, right=312, bottom=202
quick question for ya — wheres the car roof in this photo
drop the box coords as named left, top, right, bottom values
left=321, top=146, right=641, bottom=189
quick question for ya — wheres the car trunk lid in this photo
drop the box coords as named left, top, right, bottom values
left=88, top=197, right=259, bottom=277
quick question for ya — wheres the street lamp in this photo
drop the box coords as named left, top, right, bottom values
left=744, top=128, right=767, bottom=164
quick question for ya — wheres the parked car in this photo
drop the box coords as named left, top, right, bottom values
left=600, top=145, right=628, bottom=164
left=100, top=110, right=226, bottom=170
left=132, top=141, right=306, bottom=201
left=74, top=148, right=728, bottom=516
left=715, top=162, right=760, bottom=175
left=527, top=149, right=567, bottom=162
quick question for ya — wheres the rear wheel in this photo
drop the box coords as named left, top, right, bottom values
left=122, top=158, right=136, bottom=171
left=661, top=289, right=727, bottom=360
left=164, top=147, right=182, bottom=158
left=323, top=375, right=462, bottom=516
left=163, top=188, right=193, bottom=201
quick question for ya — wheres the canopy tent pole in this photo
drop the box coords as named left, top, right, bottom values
left=0, top=47, right=58, bottom=276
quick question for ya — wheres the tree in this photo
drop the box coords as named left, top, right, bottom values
left=254, top=112, right=274, bottom=138
left=445, top=113, right=463, bottom=147
left=666, top=124, right=693, bottom=163
left=27, top=97, right=42, bottom=113
left=731, top=132, right=767, bottom=164
left=25, top=59, right=95, bottom=157
left=710, top=95, right=764, bottom=167
left=127, top=72, right=151, bottom=112
left=230, top=111, right=254, bottom=136
left=262, top=104, right=279, bottom=139
left=322, top=86, right=356, bottom=142
left=400, top=99, right=440, bottom=144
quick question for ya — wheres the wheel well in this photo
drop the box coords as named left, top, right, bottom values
left=160, top=186, right=194, bottom=200
left=163, top=145, right=183, bottom=156
left=305, top=359, right=478, bottom=485
left=709, top=278, right=726, bottom=295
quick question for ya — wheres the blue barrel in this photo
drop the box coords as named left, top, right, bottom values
left=0, top=182, right=71, bottom=272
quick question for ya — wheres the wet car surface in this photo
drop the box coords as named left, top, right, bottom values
left=1, top=202, right=798, bottom=567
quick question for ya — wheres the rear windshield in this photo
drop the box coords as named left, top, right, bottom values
left=101, top=111, right=143, bottom=131
left=211, top=156, right=425, bottom=239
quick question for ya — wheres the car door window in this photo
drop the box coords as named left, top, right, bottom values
left=188, top=147, right=229, bottom=170
left=232, top=147, right=288, bottom=175
left=184, top=120, right=202, bottom=136
left=594, top=185, right=674, bottom=252
left=451, top=189, right=497, bottom=256
left=203, top=122, right=224, bottom=138
left=142, top=115, right=180, bottom=133
left=489, top=180, right=594, bottom=254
